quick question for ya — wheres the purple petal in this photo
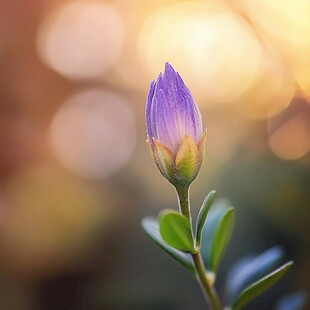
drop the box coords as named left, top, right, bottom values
left=145, top=79, right=156, bottom=147
left=175, top=72, right=203, bottom=142
left=153, top=88, right=180, bottom=153
left=145, top=63, right=204, bottom=154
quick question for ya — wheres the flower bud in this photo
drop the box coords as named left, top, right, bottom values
left=146, top=63, right=207, bottom=186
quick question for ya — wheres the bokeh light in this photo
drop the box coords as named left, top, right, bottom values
left=0, top=0, right=310, bottom=308
left=49, top=89, right=136, bottom=179
left=236, top=55, right=295, bottom=119
left=37, top=1, right=124, bottom=80
left=268, top=112, right=310, bottom=161
left=137, top=1, right=263, bottom=106
left=241, top=0, right=310, bottom=99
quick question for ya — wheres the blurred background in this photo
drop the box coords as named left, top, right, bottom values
left=0, top=0, right=309, bottom=309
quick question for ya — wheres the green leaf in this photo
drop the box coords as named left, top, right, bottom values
left=195, top=190, right=216, bottom=247
left=212, top=207, right=234, bottom=271
left=226, top=246, right=284, bottom=305
left=159, top=210, right=196, bottom=253
left=142, top=217, right=195, bottom=274
left=201, top=201, right=234, bottom=272
left=232, top=261, right=293, bottom=310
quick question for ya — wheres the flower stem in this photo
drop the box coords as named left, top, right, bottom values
left=175, top=185, right=222, bottom=310
left=175, top=185, right=191, bottom=221
left=192, top=253, right=222, bottom=310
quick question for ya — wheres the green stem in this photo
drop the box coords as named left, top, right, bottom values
left=192, top=253, right=222, bottom=310
left=175, top=185, right=222, bottom=310
left=175, top=185, right=191, bottom=221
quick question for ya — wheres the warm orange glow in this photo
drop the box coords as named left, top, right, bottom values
left=299, top=72, right=310, bottom=102
left=137, top=2, right=263, bottom=106
left=241, top=0, right=310, bottom=101
left=37, top=1, right=124, bottom=80
left=268, top=113, right=310, bottom=160
left=49, top=89, right=136, bottom=178
left=236, top=55, right=295, bottom=119
left=0, top=0, right=310, bottom=303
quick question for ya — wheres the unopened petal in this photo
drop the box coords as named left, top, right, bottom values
left=175, top=72, right=203, bottom=143
left=145, top=79, right=156, bottom=148
left=153, top=88, right=180, bottom=153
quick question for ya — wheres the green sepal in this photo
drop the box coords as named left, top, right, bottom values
left=201, top=201, right=234, bottom=272
left=175, top=135, right=200, bottom=185
left=195, top=190, right=216, bottom=247
left=159, top=210, right=196, bottom=253
left=152, top=139, right=175, bottom=183
left=232, top=261, right=293, bottom=310
left=142, top=217, right=195, bottom=275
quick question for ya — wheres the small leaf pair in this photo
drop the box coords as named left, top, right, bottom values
left=225, top=247, right=294, bottom=309
left=142, top=190, right=235, bottom=279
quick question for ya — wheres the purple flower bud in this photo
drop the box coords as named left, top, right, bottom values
left=146, top=63, right=207, bottom=186
left=146, top=63, right=203, bottom=154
